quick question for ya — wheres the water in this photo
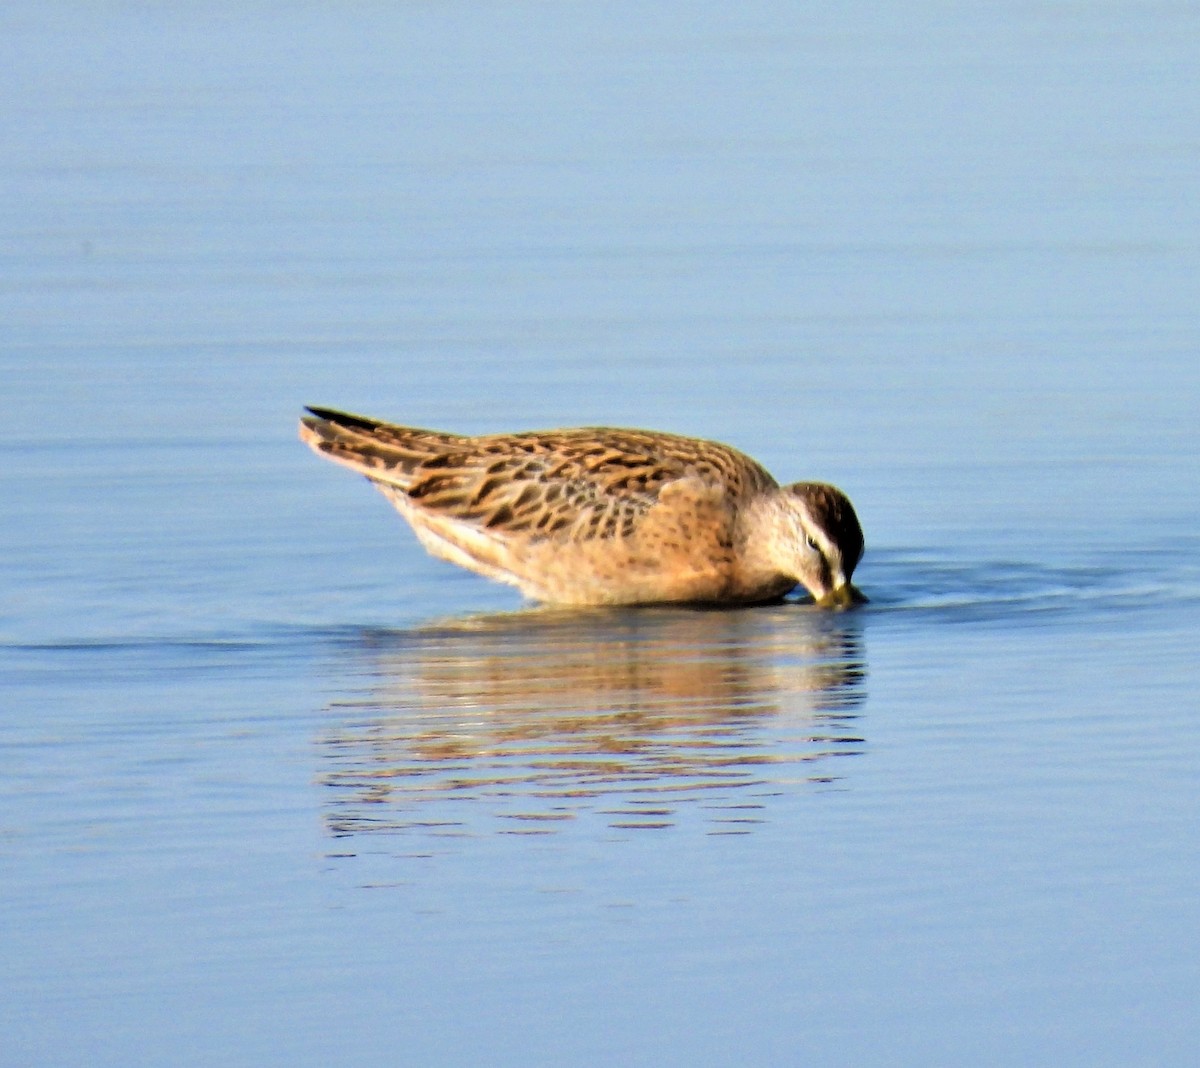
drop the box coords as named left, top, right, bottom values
left=3, top=2, right=1199, bottom=1065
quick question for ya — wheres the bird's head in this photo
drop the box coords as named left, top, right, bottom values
left=777, top=482, right=866, bottom=607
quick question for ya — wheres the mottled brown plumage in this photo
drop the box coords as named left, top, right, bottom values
left=299, top=407, right=865, bottom=607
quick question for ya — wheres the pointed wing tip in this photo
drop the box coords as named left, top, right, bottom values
left=302, top=406, right=381, bottom=431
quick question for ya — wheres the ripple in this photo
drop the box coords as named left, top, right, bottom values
left=862, top=547, right=1200, bottom=624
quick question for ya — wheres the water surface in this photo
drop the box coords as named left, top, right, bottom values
left=3, top=2, right=1199, bottom=1066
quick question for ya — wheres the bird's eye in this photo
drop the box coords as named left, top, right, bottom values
left=806, top=535, right=820, bottom=552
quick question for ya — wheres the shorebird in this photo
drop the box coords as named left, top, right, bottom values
left=299, top=407, right=866, bottom=607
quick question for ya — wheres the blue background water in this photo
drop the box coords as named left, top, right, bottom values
left=3, top=3, right=1199, bottom=1065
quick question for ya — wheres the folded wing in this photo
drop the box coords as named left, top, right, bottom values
left=299, top=406, right=774, bottom=544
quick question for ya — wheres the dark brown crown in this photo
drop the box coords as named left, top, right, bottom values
left=791, top=483, right=865, bottom=577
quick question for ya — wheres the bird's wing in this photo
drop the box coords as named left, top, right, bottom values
left=298, top=407, right=775, bottom=542
left=299, top=406, right=465, bottom=484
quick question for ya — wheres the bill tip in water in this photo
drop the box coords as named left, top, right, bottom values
left=814, top=585, right=869, bottom=609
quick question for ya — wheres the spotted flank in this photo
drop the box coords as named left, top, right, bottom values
left=299, top=407, right=866, bottom=607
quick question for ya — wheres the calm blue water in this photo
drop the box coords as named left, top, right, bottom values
left=3, top=3, right=1199, bottom=1065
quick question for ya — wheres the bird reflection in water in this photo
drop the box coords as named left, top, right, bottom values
left=318, top=604, right=866, bottom=840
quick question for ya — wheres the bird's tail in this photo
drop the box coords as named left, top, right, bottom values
left=298, top=407, right=462, bottom=489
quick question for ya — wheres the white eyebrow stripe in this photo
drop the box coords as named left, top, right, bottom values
left=793, top=496, right=839, bottom=562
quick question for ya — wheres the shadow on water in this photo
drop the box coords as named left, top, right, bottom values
left=317, top=604, right=866, bottom=840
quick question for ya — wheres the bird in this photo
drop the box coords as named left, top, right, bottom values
left=299, top=407, right=866, bottom=608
